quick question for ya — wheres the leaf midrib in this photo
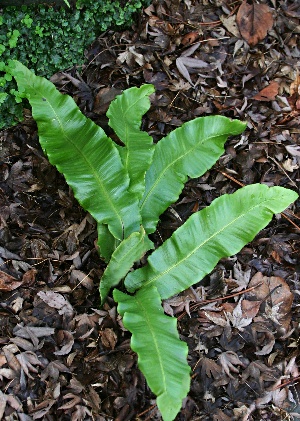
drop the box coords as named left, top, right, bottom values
left=140, top=130, right=233, bottom=214
left=135, top=291, right=167, bottom=394
left=39, top=88, right=124, bottom=236
left=143, top=198, right=271, bottom=292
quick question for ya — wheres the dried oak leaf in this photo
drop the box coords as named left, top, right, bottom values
left=237, top=0, right=274, bottom=47
left=252, top=81, right=279, bottom=101
left=0, top=270, right=23, bottom=291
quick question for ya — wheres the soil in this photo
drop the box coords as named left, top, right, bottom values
left=0, top=0, right=299, bottom=420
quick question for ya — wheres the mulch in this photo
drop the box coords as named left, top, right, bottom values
left=0, top=0, right=299, bottom=420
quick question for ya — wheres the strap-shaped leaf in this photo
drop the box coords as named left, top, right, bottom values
left=107, top=85, right=155, bottom=198
left=100, top=228, right=153, bottom=303
left=97, top=224, right=120, bottom=262
left=126, top=184, right=298, bottom=299
left=11, top=60, right=141, bottom=240
left=114, top=287, right=190, bottom=421
left=140, top=116, right=247, bottom=233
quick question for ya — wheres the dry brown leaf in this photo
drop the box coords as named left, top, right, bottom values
left=58, top=393, right=82, bottom=410
left=219, top=351, right=244, bottom=379
left=241, top=299, right=261, bottom=319
left=237, top=0, right=274, bottom=47
left=220, top=15, right=240, bottom=37
left=199, top=357, right=222, bottom=379
left=54, top=330, right=74, bottom=356
left=252, top=81, right=279, bottom=101
left=22, top=268, right=37, bottom=286
left=181, top=31, right=200, bottom=45
left=93, top=87, right=122, bottom=115
left=100, top=328, right=117, bottom=349
left=0, top=270, right=23, bottom=291
left=288, top=71, right=300, bottom=111
left=16, top=351, right=43, bottom=379
left=29, top=399, right=56, bottom=419
left=213, top=409, right=232, bottom=421
left=246, top=272, right=293, bottom=331
left=255, top=331, right=275, bottom=356
left=37, top=291, right=74, bottom=317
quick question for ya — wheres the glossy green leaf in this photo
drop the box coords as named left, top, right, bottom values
left=114, top=287, right=190, bottom=421
left=107, top=85, right=155, bottom=198
left=11, top=60, right=141, bottom=240
left=97, top=224, right=120, bottom=262
left=126, top=184, right=298, bottom=299
left=100, top=228, right=153, bottom=304
left=140, top=116, right=247, bottom=233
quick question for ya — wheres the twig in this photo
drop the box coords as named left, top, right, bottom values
left=177, top=282, right=263, bottom=321
left=273, top=376, right=300, bottom=390
left=137, top=404, right=157, bottom=418
left=267, top=155, right=298, bottom=188
left=281, top=212, right=300, bottom=232
left=217, top=169, right=245, bottom=187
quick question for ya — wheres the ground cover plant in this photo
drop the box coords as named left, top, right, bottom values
left=0, top=0, right=149, bottom=128
left=8, top=60, right=298, bottom=421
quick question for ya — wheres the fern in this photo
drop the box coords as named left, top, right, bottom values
left=9, top=60, right=298, bottom=421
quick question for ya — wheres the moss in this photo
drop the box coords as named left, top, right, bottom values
left=0, top=0, right=150, bottom=129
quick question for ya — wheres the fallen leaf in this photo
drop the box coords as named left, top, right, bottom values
left=282, top=158, right=299, bottom=172
left=29, top=399, right=56, bottom=419
left=237, top=0, right=274, bottom=47
left=245, top=273, right=293, bottom=332
left=54, top=330, right=74, bottom=356
left=176, top=56, right=209, bottom=86
left=252, top=81, right=279, bottom=101
left=13, top=324, right=55, bottom=339
left=93, top=87, right=122, bottom=115
left=58, top=393, right=81, bottom=410
left=16, top=351, right=43, bottom=379
left=255, top=331, right=275, bottom=356
left=219, top=351, right=244, bottom=378
left=225, top=299, right=253, bottom=330
left=199, top=357, right=222, bottom=379
left=181, top=31, right=200, bottom=45
left=213, top=409, right=232, bottom=421
left=0, top=270, right=23, bottom=291
left=37, top=291, right=74, bottom=317
left=220, top=15, right=240, bottom=38
left=100, top=328, right=117, bottom=349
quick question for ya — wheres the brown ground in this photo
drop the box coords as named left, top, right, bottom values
left=0, top=0, right=300, bottom=420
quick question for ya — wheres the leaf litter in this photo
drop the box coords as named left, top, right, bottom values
left=0, top=0, right=299, bottom=419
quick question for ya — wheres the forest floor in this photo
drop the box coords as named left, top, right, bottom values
left=0, top=0, right=300, bottom=420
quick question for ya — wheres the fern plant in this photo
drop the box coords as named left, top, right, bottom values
left=9, top=60, right=298, bottom=421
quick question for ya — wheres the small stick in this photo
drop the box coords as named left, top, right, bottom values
left=273, top=376, right=300, bottom=390
left=177, top=282, right=263, bottom=321
left=137, top=404, right=157, bottom=418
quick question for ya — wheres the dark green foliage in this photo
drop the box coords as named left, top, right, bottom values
left=0, top=0, right=150, bottom=129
